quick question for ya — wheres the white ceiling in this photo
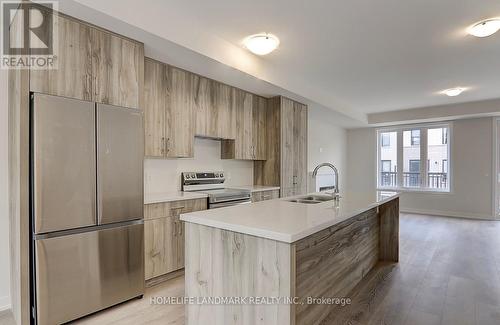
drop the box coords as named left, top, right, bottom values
left=68, top=0, right=500, bottom=122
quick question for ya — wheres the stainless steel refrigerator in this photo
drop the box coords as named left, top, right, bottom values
left=31, top=93, right=145, bottom=325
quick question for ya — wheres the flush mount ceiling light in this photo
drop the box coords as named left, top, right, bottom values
left=243, top=34, right=280, bottom=55
left=442, top=87, right=466, bottom=97
left=467, top=18, right=500, bottom=37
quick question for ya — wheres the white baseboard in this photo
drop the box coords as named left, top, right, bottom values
left=0, top=298, right=11, bottom=314
left=400, top=208, right=495, bottom=220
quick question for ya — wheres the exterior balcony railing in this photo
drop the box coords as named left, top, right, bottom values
left=380, top=172, right=448, bottom=189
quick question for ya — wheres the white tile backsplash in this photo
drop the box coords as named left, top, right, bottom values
left=144, top=137, right=254, bottom=197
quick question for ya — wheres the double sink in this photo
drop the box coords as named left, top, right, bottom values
left=287, top=194, right=337, bottom=204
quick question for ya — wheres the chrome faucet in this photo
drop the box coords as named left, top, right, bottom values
left=312, top=163, right=340, bottom=200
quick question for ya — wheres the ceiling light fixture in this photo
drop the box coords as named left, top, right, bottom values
left=467, top=18, right=500, bottom=37
left=243, top=33, right=280, bottom=55
left=442, top=87, right=466, bottom=97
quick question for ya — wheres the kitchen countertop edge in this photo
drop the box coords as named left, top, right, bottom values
left=180, top=192, right=400, bottom=243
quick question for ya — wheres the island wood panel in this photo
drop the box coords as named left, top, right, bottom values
left=294, top=208, right=380, bottom=325
left=185, top=223, right=294, bottom=325
left=254, top=96, right=281, bottom=187
left=379, top=197, right=399, bottom=262
left=8, top=6, right=31, bottom=324
left=144, top=58, right=166, bottom=157
left=165, top=66, right=195, bottom=157
left=29, top=13, right=93, bottom=101
left=91, top=28, right=144, bottom=109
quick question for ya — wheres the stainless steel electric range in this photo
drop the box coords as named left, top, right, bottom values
left=181, top=171, right=251, bottom=209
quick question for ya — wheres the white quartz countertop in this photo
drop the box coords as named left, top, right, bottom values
left=228, top=185, right=280, bottom=193
left=144, top=191, right=208, bottom=204
left=180, top=191, right=400, bottom=243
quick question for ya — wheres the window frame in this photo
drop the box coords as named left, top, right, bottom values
left=377, top=122, right=452, bottom=193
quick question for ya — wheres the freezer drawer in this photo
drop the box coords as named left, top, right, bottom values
left=32, top=94, right=97, bottom=233
left=97, top=104, right=144, bottom=225
left=35, top=223, right=144, bottom=325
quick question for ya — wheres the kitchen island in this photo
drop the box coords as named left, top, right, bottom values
left=180, top=191, right=399, bottom=325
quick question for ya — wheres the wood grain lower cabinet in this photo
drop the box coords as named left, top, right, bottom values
left=251, top=189, right=280, bottom=202
left=144, top=198, right=207, bottom=281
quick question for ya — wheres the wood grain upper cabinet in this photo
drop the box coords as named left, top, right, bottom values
left=221, top=90, right=267, bottom=160
left=144, top=58, right=166, bottom=157
left=165, top=66, right=195, bottom=158
left=29, top=12, right=144, bottom=109
left=214, top=82, right=236, bottom=139
left=91, top=28, right=144, bottom=109
left=252, top=95, right=268, bottom=160
left=194, top=79, right=235, bottom=139
left=30, top=14, right=93, bottom=101
left=144, top=60, right=195, bottom=158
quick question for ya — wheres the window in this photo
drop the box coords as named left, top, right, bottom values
left=381, top=133, right=390, bottom=147
left=379, top=132, right=397, bottom=187
left=377, top=124, right=451, bottom=192
left=411, top=130, right=420, bottom=146
left=381, top=160, right=391, bottom=172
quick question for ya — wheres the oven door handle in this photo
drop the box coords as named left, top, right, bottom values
left=210, top=200, right=252, bottom=209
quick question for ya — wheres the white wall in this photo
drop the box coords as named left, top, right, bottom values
left=307, top=105, right=347, bottom=192
left=144, top=138, right=254, bottom=196
left=0, top=69, right=11, bottom=310
left=346, top=117, right=494, bottom=219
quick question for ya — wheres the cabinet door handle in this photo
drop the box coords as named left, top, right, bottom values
left=171, top=206, right=185, bottom=211
left=178, top=221, right=183, bottom=236
left=94, top=76, right=97, bottom=97
left=161, top=137, right=165, bottom=155
left=173, top=221, right=178, bottom=236
left=166, top=138, right=170, bottom=153
left=293, top=175, right=297, bottom=185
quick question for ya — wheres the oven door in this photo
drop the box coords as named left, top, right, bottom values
left=209, top=199, right=252, bottom=209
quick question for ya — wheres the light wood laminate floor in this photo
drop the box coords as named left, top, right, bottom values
left=4, top=214, right=500, bottom=325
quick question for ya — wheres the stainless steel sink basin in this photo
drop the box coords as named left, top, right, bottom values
left=287, top=194, right=335, bottom=204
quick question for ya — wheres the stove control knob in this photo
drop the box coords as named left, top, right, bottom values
left=220, top=173, right=224, bottom=178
